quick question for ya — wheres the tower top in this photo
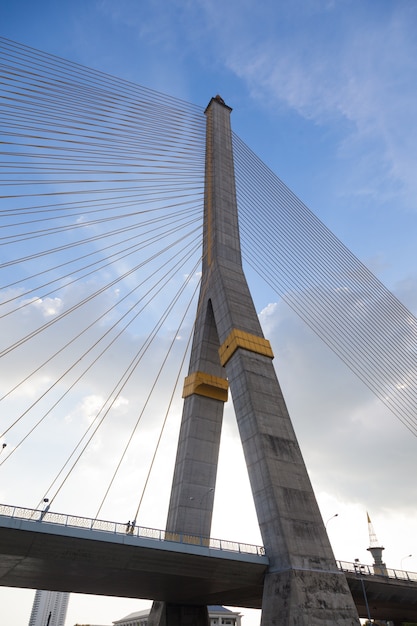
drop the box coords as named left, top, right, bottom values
left=205, top=95, right=232, bottom=114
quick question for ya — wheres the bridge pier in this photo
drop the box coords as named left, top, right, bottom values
left=261, top=569, right=360, bottom=625
left=149, top=602, right=209, bottom=626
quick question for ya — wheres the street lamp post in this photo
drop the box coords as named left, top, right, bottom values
left=401, top=554, right=412, bottom=570
left=39, top=497, right=50, bottom=521
left=355, top=559, right=371, bottom=622
left=325, top=513, right=338, bottom=529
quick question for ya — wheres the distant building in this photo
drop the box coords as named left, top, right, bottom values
left=112, top=605, right=242, bottom=626
left=207, top=605, right=242, bottom=626
left=29, top=590, right=70, bottom=626
left=366, top=512, right=388, bottom=576
left=112, top=608, right=149, bottom=626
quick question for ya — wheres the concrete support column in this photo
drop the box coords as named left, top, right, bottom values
left=149, top=96, right=360, bottom=625
left=150, top=601, right=210, bottom=626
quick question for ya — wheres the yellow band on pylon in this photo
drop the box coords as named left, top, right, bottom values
left=182, top=371, right=228, bottom=402
left=219, top=329, right=274, bottom=367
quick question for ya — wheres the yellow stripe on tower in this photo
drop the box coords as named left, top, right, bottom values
left=219, top=329, right=274, bottom=367
left=182, top=371, right=229, bottom=402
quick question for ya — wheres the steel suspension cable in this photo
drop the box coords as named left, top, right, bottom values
left=1, top=39, right=206, bottom=518
left=0, top=238, right=201, bottom=422
left=36, top=257, right=201, bottom=511
left=94, top=274, right=201, bottom=522
left=233, top=133, right=417, bottom=436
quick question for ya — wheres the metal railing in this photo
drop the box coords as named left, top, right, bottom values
left=0, top=503, right=266, bottom=557
left=337, top=559, right=417, bottom=582
left=5, top=504, right=416, bottom=576
left=5, top=504, right=417, bottom=583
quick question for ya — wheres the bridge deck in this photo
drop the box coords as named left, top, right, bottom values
left=345, top=570, right=417, bottom=623
left=2, top=506, right=417, bottom=622
left=0, top=508, right=267, bottom=608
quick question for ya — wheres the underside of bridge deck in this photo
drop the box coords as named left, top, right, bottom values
left=2, top=518, right=417, bottom=623
left=0, top=519, right=267, bottom=608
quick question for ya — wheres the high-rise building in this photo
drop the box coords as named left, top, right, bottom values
left=28, top=590, right=70, bottom=626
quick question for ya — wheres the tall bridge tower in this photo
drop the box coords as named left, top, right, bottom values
left=150, top=97, right=360, bottom=625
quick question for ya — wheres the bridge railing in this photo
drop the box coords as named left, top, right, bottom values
left=337, top=560, right=417, bottom=582
left=0, top=503, right=265, bottom=557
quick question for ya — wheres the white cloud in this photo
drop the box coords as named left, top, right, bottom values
left=30, top=296, right=64, bottom=317
left=258, top=296, right=417, bottom=538
left=69, top=393, right=106, bottom=423
left=196, top=1, right=417, bottom=207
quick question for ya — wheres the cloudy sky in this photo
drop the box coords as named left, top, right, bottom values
left=2, top=1, right=417, bottom=624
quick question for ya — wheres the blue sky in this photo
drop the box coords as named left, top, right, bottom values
left=2, top=1, right=417, bottom=624
left=3, top=1, right=417, bottom=267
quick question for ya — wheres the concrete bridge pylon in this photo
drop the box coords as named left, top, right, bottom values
left=149, top=97, right=360, bottom=626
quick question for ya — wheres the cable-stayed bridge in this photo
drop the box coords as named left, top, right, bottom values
left=1, top=37, right=417, bottom=625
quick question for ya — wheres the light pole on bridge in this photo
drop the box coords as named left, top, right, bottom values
left=401, top=554, right=412, bottom=570
left=355, top=558, right=371, bottom=622
left=325, top=513, right=339, bottom=529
